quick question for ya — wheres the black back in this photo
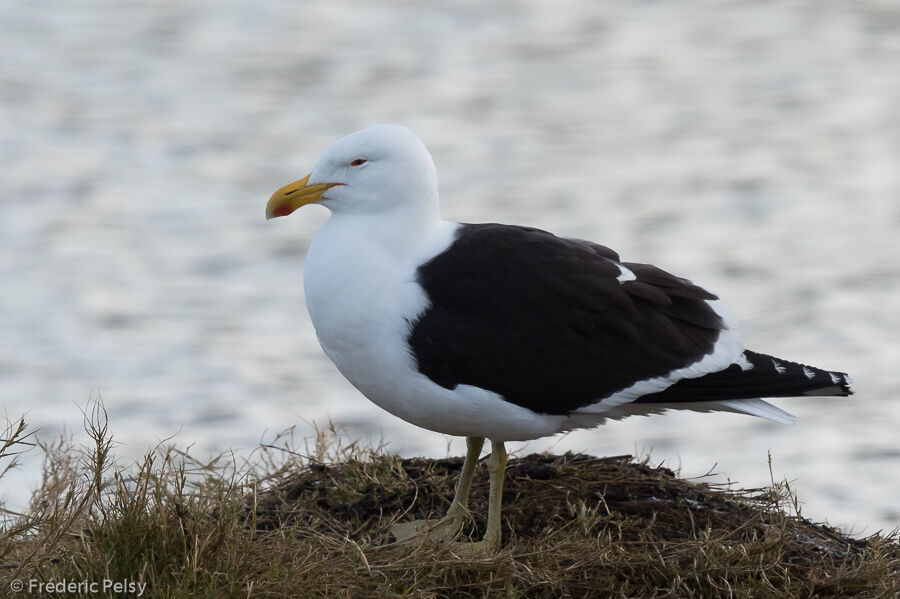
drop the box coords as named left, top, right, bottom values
left=407, top=224, right=724, bottom=415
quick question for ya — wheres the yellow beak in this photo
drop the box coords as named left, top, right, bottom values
left=266, top=174, right=341, bottom=219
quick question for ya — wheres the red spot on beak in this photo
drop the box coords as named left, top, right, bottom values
left=273, top=204, right=295, bottom=218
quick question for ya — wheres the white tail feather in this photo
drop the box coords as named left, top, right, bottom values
left=715, top=398, right=796, bottom=424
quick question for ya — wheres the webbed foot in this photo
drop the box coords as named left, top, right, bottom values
left=390, top=513, right=465, bottom=543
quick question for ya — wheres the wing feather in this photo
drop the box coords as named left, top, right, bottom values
left=408, top=224, right=726, bottom=415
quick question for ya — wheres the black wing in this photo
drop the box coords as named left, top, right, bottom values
left=634, top=350, right=853, bottom=403
left=407, top=223, right=725, bottom=415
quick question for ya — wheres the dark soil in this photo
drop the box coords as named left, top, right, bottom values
left=254, top=452, right=868, bottom=565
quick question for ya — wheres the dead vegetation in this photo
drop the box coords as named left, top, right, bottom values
left=1, top=408, right=898, bottom=598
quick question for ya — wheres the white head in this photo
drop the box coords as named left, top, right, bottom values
left=266, top=124, right=440, bottom=219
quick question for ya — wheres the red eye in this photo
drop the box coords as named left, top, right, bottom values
left=350, top=158, right=367, bottom=167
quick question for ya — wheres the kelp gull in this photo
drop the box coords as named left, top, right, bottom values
left=266, top=124, right=853, bottom=552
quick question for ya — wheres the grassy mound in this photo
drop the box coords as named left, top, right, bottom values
left=1, top=411, right=897, bottom=598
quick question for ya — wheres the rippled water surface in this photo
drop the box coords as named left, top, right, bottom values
left=2, top=1, right=899, bottom=532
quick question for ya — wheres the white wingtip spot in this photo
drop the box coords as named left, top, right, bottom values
left=828, top=372, right=841, bottom=384
left=802, top=366, right=815, bottom=380
left=771, top=359, right=787, bottom=374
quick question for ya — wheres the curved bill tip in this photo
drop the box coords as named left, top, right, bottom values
left=266, top=174, right=339, bottom=220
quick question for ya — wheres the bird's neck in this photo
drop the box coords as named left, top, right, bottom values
left=321, top=204, right=446, bottom=262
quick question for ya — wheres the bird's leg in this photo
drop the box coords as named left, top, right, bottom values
left=443, top=439, right=507, bottom=556
left=444, top=436, right=485, bottom=525
left=481, top=439, right=507, bottom=550
left=391, top=436, right=484, bottom=543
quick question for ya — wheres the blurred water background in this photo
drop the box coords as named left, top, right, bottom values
left=1, top=1, right=898, bottom=532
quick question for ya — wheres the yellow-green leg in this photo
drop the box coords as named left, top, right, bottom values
left=446, top=436, right=485, bottom=523
left=391, top=436, right=485, bottom=543
left=480, top=439, right=507, bottom=550
left=442, top=439, right=507, bottom=555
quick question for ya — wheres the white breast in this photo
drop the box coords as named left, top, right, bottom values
left=303, top=217, right=447, bottom=415
left=301, top=216, right=578, bottom=441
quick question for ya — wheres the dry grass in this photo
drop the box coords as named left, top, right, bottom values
left=1, top=406, right=897, bottom=598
